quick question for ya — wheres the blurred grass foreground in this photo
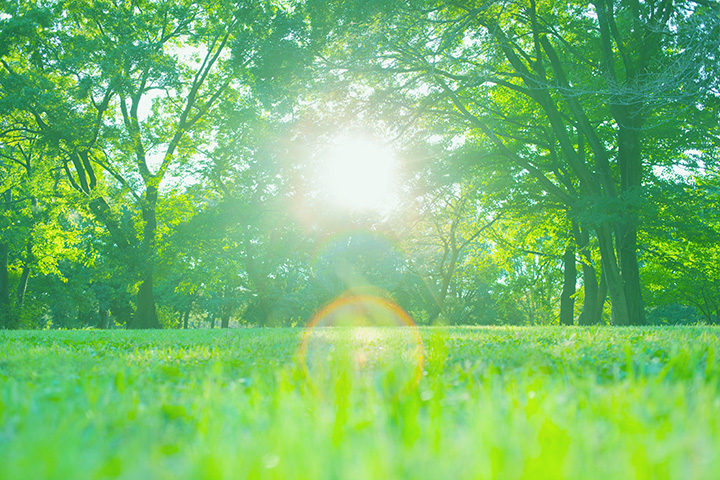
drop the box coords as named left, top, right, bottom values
left=1, top=326, right=719, bottom=479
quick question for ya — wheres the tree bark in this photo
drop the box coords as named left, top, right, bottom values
left=560, top=243, right=576, bottom=325
left=597, top=266, right=608, bottom=323
left=133, top=274, right=160, bottom=329
left=182, top=308, right=190, bottom=329
left=588, top=266, right=607, bottom=325
left=573, top=224, right=601, bottom=325
left=130, top=185, right=161, bottom=329
left=615, top=110, right=645, bottom=325
left=616, top=220, right=644, bottom=324
left=15, top=264, right=30, bottom=311
left=12, top=220, right=34, bottom=319
left=596, top=223, right=630, bottom=325
left=578, top=268, right=599, bottom=326
left=15, top=238, right=33, bottom=313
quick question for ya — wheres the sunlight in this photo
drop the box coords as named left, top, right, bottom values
left=299, top=295, right=425, bottom=398
left=316, top=135, right=399, bottom=213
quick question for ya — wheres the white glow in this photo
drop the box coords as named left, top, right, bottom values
left=317, top=136, right=398, bottom=213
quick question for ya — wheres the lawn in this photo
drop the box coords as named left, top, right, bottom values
left=1, top=326, right=719, bottom=479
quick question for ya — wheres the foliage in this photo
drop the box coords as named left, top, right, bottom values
left=1, top=0, right=718, bottom=329
left=305, top=0, right=720, bottom=325
left=642, top=174, right=720, bottom=323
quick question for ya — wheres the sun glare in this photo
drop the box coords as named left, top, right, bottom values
left=316, top=135, right=398, bottom=213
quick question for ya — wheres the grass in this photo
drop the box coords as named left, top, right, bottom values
left=1, top=326, right=719, bottom=479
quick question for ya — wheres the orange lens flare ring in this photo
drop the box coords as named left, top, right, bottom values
left=299, top=295, right=425, bottom=396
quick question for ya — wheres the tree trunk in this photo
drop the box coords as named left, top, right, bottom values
left=133, top=274, right=160, bottom=329
left=616, top=220, right=644, bottom=324
left=130, top=186, right=161, bottom=329
left=428, top=247, right=460, bottom=324
left=97, top=306, right=110, bottom=329
left=221, top=287, right=232, bottom=328
left=560, top=243, right=576, bottom=325
left=16, top=266, right=30, bottom=311
left=0, top=242, right=10, bottom=329
left=13, top=239, right=33, bottom=319
left=182, top=308, right=190, bottom=329
left=615, top=115, right=645, bottom=325
left=597, top=266, right=608, bottom=323
left=578, top=268, right=599, bottom=326
left=596, top=223, right=630, bottom=325
left=574, top=226, right=598, bottom=325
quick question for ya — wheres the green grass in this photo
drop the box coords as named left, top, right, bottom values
left=1, top=326, right=719, bottom=479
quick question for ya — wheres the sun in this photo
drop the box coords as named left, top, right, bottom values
left=316, top=135, right=399, bottom=213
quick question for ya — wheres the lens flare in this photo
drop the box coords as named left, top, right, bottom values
left=299, top=295, right=425, bottom=398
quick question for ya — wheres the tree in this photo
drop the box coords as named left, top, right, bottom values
left=306, top=0, right=720, bottom=324
left=642, top=172, right=720, bottom=324
left=89, top=0, right=239, bottom=328
left=402, top=180, right=501, bottom=323
left=0, top=0, right=124, bottom=327
left=0, top=111, right=85, bottom=328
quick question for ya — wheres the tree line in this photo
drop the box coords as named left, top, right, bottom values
left=1, top=0, right=718, bottom=329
